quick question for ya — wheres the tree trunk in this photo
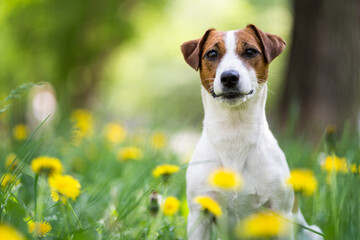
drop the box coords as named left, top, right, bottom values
left=279, top=0, right=360, bottom=135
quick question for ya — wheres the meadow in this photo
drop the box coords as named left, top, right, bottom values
left=0, top=0, right=358, bottom=239
left=1, top=87, right=359, bottom=240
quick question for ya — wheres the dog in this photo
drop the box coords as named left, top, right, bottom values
left=181, top=25, right=322, bottom=240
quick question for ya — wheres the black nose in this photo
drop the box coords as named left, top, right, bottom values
left=221, top=70, right=239, bottom=88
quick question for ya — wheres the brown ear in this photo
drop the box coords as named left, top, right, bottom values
left=246, top=24, right=286, bottom=63
left=180, top=29, right=214, bottom=71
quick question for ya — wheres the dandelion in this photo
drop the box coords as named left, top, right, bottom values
left=149, top=191, right=160, bottom=216
left=163, top=196, right=180, bottom=216
left=1, top=174, right=20, bottom=187
left=117, top=147, right=143, bottom=161
left=48, top=174, right=81, bottom=203
left=321, top=155, right=348, bottom=173
left=351, top=163, right=358, bottom=174
left=325, top=125, right=336, bottom=152
left=28, top=220, right=52, bottom=237
left=235, top=212, right=288, bottom=238
left=0, top=224, right=24, bottom=240
left=12, top=124, right=28, bottom=141
left=208, top=168, right=243, bottom=190
left=104, top=123, right=126, bottom=144
left=151, top=132, right=166, bottom=149
left=71, top=109, right=94, bottom=144
left=31, top=156, right=63, bottom=176
left=287, top=169, right=318, bottom=196
left=5, top=153, right=19, bottom=171
left=152, top=164, right=180, bottom=180
left=194, top=196, right=222, bottom=217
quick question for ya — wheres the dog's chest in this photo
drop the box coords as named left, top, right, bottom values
left=223, top=162, right=290, bottom=226
left=205, top=121, right=262, bottom=170
left=205, top=124, right=291, bottom=213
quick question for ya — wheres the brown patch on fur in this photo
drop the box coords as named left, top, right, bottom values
left=199, top=31, right=226, bottom=94
left=181, top=29, right=226, bottom=94
left=235, top=25, right=285, bottom=83
left=234, top=28, right=270, bottom=83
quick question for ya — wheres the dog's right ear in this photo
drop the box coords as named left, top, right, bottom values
left=180, top=29, right=214, bottom=71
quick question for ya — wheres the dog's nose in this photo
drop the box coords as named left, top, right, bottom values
left=221, top=70, right=239, bottom=88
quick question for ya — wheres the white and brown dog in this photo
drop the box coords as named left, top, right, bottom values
left=181, top=25, right=322, bottom=240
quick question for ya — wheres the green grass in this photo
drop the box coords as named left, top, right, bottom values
left=1, top=110, right=359, bottom=239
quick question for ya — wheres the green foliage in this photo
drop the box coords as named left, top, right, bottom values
left=1, top=110, right=187, bottom=239
left=1, top=106, right=360, bottom=239
left=0, top=0, right=165, bottom=115
left=0, top=82, right=42, bottom=114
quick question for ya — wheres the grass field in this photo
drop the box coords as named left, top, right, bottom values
left=1, top=106, right=359, bottom=239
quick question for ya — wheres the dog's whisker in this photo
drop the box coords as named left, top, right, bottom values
left=202, top=79, right=215, bottom=84
left=202, top=77, right=215, bottom=82
left=267, top=87, right=276, bottom=95
left=202, top=82, right=214, bottom=90
left=202, top=83, right=214, bottom=89
left=267, top=71, right=282, bottom=75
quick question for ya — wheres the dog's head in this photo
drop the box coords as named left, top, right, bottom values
left=181, top=25, right=285, bottom=106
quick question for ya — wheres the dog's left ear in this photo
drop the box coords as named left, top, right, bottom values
left=246, top=24, right=286, bottom=63
left=181, top=29, right=214, bottom=71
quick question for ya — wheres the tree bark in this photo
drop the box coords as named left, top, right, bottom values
left=280, top=0, right=360, bottom=135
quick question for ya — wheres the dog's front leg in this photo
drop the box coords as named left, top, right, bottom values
left=187, top=211, right=212, bottom=240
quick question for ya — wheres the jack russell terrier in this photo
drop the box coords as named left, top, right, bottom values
left=181, top=25, right=322, bottom=240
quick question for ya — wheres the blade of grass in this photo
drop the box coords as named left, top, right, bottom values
left=0, top=115, right=50, bottom=217
left=261, top=207, right=325, bottom=237
left=68, top=201, right=83, bottom=230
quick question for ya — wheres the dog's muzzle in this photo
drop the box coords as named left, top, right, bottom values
left=213, top=70, right=254, bottom=99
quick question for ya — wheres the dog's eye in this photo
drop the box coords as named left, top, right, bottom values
left=205, top=50, right=218, bottom=60
left=245, top=48, right=259, bottom=57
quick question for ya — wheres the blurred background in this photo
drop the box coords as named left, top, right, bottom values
left=0, top=0, right=359, bottom=137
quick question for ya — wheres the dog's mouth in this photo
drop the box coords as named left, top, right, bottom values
left=212, top=90, right=254, bottom=99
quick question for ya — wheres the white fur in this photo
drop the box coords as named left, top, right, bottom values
left=186, top=31, right=323, bottom=240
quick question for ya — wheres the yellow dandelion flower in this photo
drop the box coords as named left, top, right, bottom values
left=5, top=153, right=19, bottom=171
left=12, top=124, right=28, bottom=141
left=194, top=196, right=222, bottom=217
left=151, top=132, right=166, bottom=150
left=0, top=224, right=24, bottom=240
left=28, top=220, right=52, bottom=237
left=117, top=147, right=143, bottom=161
left=287, top=169, right=318, bottom=196
left=351, top=163, right=357, bottom=174
left=163, top=196, right=181, bottom=216
left=326, top=125, right=336, bottom=134
left=31, top=156, right=63, bottom=176
left=152, top=164, right=180, bottom=178
left=48, top=175, right=81, bottom=203
left=71, top=109, right=94, bottom=144
left=1, top=174, right=20, bottom=187
left=104, top=123, right=126, bottom=144
left=321, top=155, right=348, bottom=173
left=208, top=168, right=243, bottom=190
left=235, top=212, right=288, bottom=238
